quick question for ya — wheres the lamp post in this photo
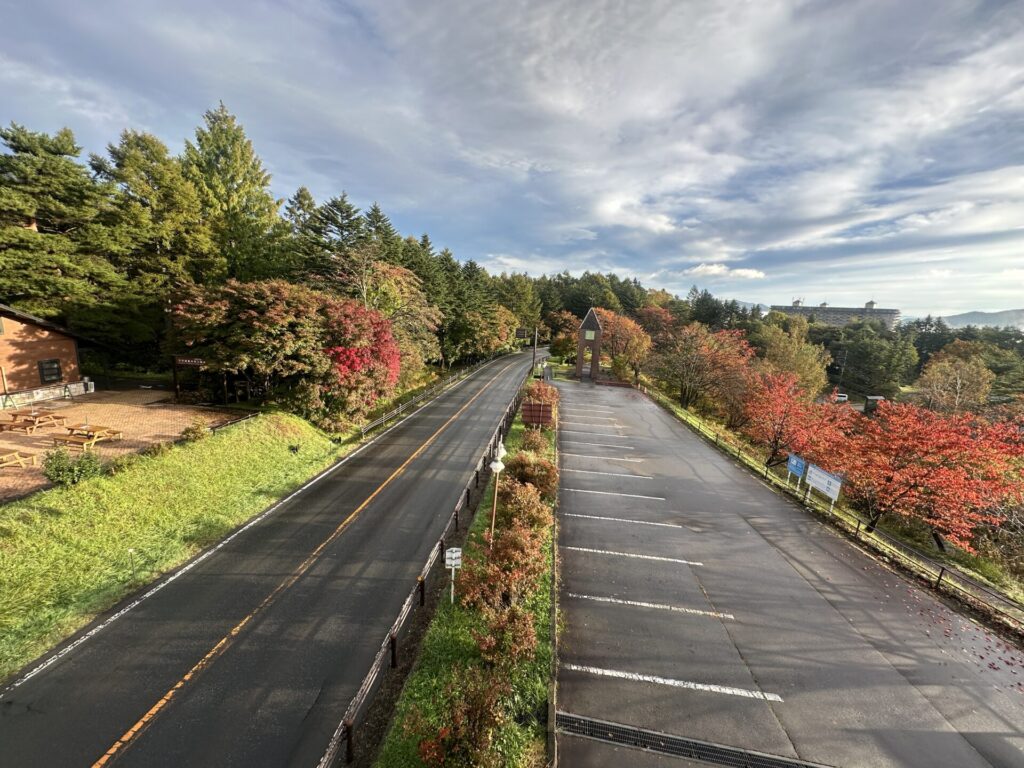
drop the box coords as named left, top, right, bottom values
left=489, top=442, right=507, bottom=550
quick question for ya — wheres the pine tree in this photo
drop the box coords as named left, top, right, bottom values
left=182, top=103, right=281, bottom=281
left=91, top=129, right=214, bottom=284
left=363, top=202, right=401, bottom=263
left=284, top=186, right=317, bottom=233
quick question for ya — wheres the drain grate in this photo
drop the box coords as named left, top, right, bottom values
left=556, top=711, right=833, bottom=768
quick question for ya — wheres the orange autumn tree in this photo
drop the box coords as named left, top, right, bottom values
left=593, top=308, right=652, bottom=383
left=839, top=402, right=1021, bottom=550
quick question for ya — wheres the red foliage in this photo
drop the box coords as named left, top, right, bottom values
left=524, top=380, right=559, bottom=405
left=742, top=373, right=855, bottom=469
left=839, top=402, right=1021, bottom=550
left=503, top=453, right=559, bottom=501
left=635, top=306, right=676, bottom=345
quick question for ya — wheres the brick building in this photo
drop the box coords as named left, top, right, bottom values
left=0, top=303, right=83, bottom=395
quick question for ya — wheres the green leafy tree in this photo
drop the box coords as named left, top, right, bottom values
left=494, top=272, right=542, bottom=331
left=752, top=313, right=830, bottom=397
left=182, top=103, right=282, bottom=281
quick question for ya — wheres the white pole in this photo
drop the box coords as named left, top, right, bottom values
left=450, top=567, right=455, bottom=604
left=786, top=471, right=791, bottom=487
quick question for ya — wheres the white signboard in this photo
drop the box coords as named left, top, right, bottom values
left=806, top=464, right=842, bottom=502
left=445, top=547, right=463, bottom=604
left=445, top=547, right=462, bottom=568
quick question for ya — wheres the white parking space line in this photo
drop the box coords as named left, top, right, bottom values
left=561, top=429, right=630, bottom=438
left=561, top=422, right=625, bottom=429
left=562, top=406, right=615, bottom=413
left=563, top=468, right=653, bottom=480
left=562, top=664, right=782, bottom=702
left=564, top=546, right=703, bottom=567
left=567, top=593, right=734, bottom=620
left=563, top=512, right=680, bottom=529
left=561, top=441, right=635, bottom=450
left=565, top=488, right=664, bottom=500
left=559, top=415, right=618, bottom=420
left=561, top=452, right=644, bottom=463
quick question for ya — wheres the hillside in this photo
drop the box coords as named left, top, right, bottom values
left=939, top=309, right=1024, bottom=329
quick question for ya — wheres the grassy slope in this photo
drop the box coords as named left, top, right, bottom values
left=0, top=413, right=346, bottom=682
left=375, top=416, right=555, bottom=768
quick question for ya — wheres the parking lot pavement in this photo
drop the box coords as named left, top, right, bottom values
left=554, top=380, right=1024, bottom=768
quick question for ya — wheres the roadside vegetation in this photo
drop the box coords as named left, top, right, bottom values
left=375, top=381, right=559, bottom=768
left=0, top=413, right=346, bottom=682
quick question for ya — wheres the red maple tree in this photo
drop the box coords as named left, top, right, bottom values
left=840, top=402, right=1020, bottom=550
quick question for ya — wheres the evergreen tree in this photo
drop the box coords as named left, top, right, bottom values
left=364, top=202, right=401, bottom=263
left=91, top=129, right=214, bottom=284
left=182, top=103, right=281, bottom=281
left=284, top=186, right=317, bottom=233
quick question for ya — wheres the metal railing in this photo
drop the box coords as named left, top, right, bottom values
left=317, top=370, right=530, bottom=767
left=639, top=384, right=1024, bottom=634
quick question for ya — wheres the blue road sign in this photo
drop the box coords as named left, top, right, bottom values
left=786, top=453, right=807, bottom=478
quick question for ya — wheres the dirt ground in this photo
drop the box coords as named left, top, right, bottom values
left=0, top=389, right=238, bottom=502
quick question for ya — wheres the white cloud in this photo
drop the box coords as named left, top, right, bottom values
left=682, top=263, right=766, bottom=280
left=1, top=0, right=1023, bottom=313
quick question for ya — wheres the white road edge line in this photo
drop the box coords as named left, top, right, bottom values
left=565, top=488, right=664, bottom=500
left=0, top=356, right=508, bottom=700
left=560, top=441, right=635, bottom=450
left=563, top=664, right=782, bottom=702
left=563, top=468, right=652, bottom=480
left=563, top=512, right=680, bottom=528
left=567, top=592, right=733, bottom=620
left=564, top=545, right=702, bottom=566
left=560, top=453, right=643, bottom=463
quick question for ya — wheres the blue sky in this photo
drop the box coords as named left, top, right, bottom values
left=2, top=0, right=1023, bottom=315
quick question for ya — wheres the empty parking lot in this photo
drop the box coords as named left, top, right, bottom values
left=555, top=381, right=1024, bottom=768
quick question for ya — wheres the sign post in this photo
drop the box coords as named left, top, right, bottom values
left=445, top=547, right=462, bottom=604
left=805, top=464, right=843, bottom=512
left=786, top=453, right=807, bottom=488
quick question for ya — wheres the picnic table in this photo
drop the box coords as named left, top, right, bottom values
left=4, top=409, right=68, bottom=429
left=0, top=450, right=37, bottom=469
left=53, top=424, right=123, bottom=451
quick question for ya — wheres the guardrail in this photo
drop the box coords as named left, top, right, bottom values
left=317, top=366, right=531, bottom=767
left=639, top=384, right=1024, bottom=634
left=357, top=359, right=495, bottom=438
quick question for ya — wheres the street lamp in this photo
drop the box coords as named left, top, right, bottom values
left=489, top=442, right=507, bottom=549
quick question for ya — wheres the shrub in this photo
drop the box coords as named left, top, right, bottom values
left=142, top=442, right=172, bottom=458
left=504, top=452, right=559, bottom=501
left=180, top=417, right=210, bottom=442
left=473, top=603, right=537, bottom=667
left=520, top=428, right=547, bottom=454
left=105, top=454, right=141, bottom=476
left=410, top=666, right=508, bottom=768
left=458, top=520, right=546, bottom=613
left=497, top=478, right=552, bottom=530
left=42, top=449, right=105, bottom=487
left=524, top=380, right=559, bottom=405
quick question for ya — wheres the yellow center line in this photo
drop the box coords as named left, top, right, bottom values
left=92, top=360, right=518, bottom=767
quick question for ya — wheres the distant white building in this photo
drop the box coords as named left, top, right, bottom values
left=770, top=299, right=901, bottom=330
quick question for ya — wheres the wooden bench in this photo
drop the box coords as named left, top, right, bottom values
left=0, top=451, right=37, bottom=468
left=52, top=434, right=100, bottom=451
left=1, top=420, right=40, bottom=434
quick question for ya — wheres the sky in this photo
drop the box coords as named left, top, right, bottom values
left=2, top=0, right=1023, bottom=316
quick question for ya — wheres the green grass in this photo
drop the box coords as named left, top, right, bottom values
left=0, top=413, right=348, bottom=682
left=374, top=414, right=555, bottom=768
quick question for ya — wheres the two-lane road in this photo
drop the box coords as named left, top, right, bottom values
left=0, top=352, right=536, bottom=767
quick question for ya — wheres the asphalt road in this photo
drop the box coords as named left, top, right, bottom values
left=555, top=380, right=1024, bottom=768
left=0, top=352, right=536, bottom=768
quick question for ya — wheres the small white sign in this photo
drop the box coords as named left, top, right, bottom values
left=806, top=464, right=842, bottom=502
left=445, top=547, right=462, bottom=569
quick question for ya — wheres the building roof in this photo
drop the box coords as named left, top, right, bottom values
left=0, top=303, right=90, bottom=341
left=579, top=307, right=603, bottom=332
